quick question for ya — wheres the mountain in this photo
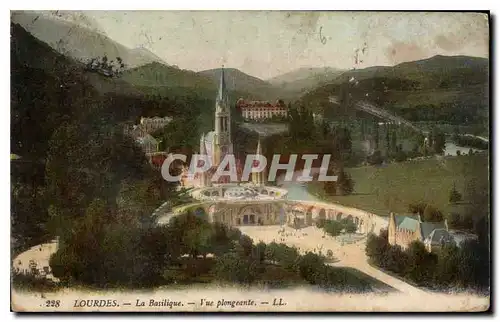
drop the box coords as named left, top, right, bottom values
left=299, top=55, right=489, bottom=125
left=10, top=22, right=190, bottom=158
left=331, top=55, right=489, bottom=87
left=268, top=67, right=345, bottom=95
left=198, top=68, right=287, bottom=101
left=10, top=21, right=140, bottom=95
left=11, top=11, right=166, bottom=68
left=121, top=62, right=214, bottom=89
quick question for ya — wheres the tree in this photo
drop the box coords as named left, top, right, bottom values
left=238, top=234, right=255, bottom=257
left=433, top=244, right=460, bottom=287
left=337, top=170, right=354, bottom=196
left=455, top=240, right=490, bottom=290
left=323, top=220, right=343, bottom=237
left=422, top=204, right=444, bottom=222
left=449, top=184, right=462, bottom=204
left=365, top=233, right=388, bottom=266
left=214, top=252, right=259, bottom=285
left=384, top=244, right=407, bottom=274
left=253, top=241, right=267, bottom=262
left=408, top=202, right=427, bottom=217
left=323, top=180, right=337, bottom=196
left=331, top=127, right=352, bottom=158
left=264, top=242, right=300, bottom=270
left=297, top=252, right=325, bottom=284
left=169, top=212, right=214, bottom=258
left=323, top=161, right=338, bottom=196
left=343, top=220, right=357, bottom=234
left=316, top=218, right=327, bottom=229
left=50, top=200, right=171, bottom=287
left=85, top=55, right=126, bottom=77
left=431, top=129, right=446, bottom=155
left=405, top=241, right=437, bottom=285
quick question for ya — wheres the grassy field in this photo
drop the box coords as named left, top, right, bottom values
left=309, top=154, right=489, bottom=217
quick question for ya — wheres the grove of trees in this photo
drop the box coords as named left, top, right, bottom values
left=365, top=229, right=489, bottom=292
left=49, top=210, right=378, bottom=292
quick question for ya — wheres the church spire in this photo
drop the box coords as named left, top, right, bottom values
left=256, top=137, right=262, bottom=155
left=217, top=65, right=226, bottom=103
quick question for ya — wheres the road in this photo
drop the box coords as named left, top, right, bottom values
left=239, top=224, right=427, bottom=296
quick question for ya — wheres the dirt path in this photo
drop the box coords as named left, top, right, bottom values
left=239, top=225, right=427, bottom=296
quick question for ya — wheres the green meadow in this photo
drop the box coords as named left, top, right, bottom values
left=309, top=154, right=489, bottom=217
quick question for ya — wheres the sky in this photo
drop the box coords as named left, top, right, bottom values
left=66, top=11, right=489, bottom=79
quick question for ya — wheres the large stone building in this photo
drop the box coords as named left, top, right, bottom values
left=387, top=212, right=454, bottom=252
left=237, top=98, right=288, bottom=121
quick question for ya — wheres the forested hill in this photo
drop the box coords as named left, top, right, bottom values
left=11, top=22, right=220, bottom=159
left=298, top=55, right=489, bottom=125
left=11, top=22, right=187, bottom=252
left=121, top=64, right=286, bottom=102
left=198, top=67, right=287, bottom=101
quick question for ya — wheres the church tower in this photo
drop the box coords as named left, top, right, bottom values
left=212, top=66, right=233, bottom=166
left=252, top=138, right=266, bottom=186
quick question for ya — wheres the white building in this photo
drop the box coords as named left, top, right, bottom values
left=237, top=99, right=288, bottom=121
left=136, top=134, right=159, bottom=155
left=140, top=116, right=173, bottom=133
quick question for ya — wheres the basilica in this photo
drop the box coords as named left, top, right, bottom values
left=180, top=67, right=263, bottom=188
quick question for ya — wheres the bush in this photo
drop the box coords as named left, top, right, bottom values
left=264, top=242, right=300, bottom=270
left=449, top=185, right=462, bottom=204
left=11, top=271, right=60, bottom=292
left=337, top=170, right=354, bottom=196
left=324, top=220, right=343, bottom=237
left=214, top=252, right=260, bottom=285
left=343, top=220, right=358, bottom=234
left=297, top=252, right=325, bottom=284
left=367, top=150, right=384, bottom=165
left=422, top=205, right=444, bottom=222
left=316, top=218, right=327, bottom=229
left=404, top=241, right=438, bottom=286
left=365, top=233, right=388, bottom=266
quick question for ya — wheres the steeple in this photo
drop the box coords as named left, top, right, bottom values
left=256, top=137, right=262, bottom=156
left=213, top=64, right=232, bottom=166
left=216, top=65, right=227, bottom=104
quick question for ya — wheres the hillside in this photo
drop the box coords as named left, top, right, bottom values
left=268, top=67, right=345, bottom=96
left=122, top=64, right=280, bottom=101
left=11, top=22, right=99, bottom=157
left=11, top=11, right=166, bottom=68
left=10, top=23, right=200, bottom=158
left=299, top=55, right=489, bottom=126
left=121, top=62, right=214, bottom=90
left=308, top=154, right=489, bottom=218
left=198, top=68, right=287, bottom=101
